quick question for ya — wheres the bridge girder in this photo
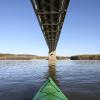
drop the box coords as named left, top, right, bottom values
left=31, top=0, right=70, bottom=52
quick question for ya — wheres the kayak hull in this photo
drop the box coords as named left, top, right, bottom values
left=32, top=77, right=68, bottom=100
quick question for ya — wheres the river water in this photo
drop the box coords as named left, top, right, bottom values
left=0, top=60, right=100, bottom=100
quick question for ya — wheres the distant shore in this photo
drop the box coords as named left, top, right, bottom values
left=0, top=54, right=47, bottom=60
left=1, top=53, right=100, bottom=60
left=70, top=54, right=100, bottom=60
left=0, top=53, right=68, bottom=60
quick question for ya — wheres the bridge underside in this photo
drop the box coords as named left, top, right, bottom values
left=31, top=0, right=70, bottom=65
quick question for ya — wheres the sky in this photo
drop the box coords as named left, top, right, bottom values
left=0, top=0, right=100, bottom=56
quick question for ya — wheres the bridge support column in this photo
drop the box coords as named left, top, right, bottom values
left=48, top=51, right=56, bottom=66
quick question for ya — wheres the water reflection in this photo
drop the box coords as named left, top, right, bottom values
left=72, top=60, right=100, bottom=65
left=48, top=65, right=56, bottom=80
left=48, top=65, right=59, bottom=84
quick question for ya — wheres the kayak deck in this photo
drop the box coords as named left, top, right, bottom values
left=32, top=77, right=68, bottom=100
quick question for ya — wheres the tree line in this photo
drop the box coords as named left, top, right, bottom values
left=70, top=55, right=100, bottom=60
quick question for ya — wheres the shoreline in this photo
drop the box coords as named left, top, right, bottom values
left=0, top=53, right=68, bottom=60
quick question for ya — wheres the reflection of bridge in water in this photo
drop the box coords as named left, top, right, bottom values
left=48, top=65, right=57, bottom=83
left=31, top=0, right=70, bottom=65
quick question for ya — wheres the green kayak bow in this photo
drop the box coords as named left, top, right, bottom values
left=32, top=77, right=68, bottom=100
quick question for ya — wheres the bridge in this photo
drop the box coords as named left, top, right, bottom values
left=31, top=0, right=70, bottom=65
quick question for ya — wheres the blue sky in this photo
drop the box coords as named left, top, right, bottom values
left=0, top=0, right=100, bottom=56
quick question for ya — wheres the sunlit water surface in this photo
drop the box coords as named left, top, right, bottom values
left=0, top=60, right=100, bottom=100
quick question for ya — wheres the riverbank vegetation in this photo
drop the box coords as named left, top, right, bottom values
left=70, top=54, right=100, bottom=60
left=0, top=53, right=67, bottom=60
left=0, top=53, right=47, bottom=60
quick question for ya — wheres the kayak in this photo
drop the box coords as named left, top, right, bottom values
left=32, top=77, right=68, bottom=100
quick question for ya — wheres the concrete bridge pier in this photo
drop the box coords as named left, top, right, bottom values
left=48, top=51, right=56, bottom=66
